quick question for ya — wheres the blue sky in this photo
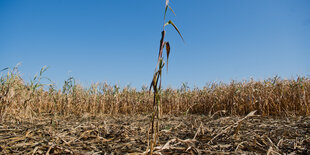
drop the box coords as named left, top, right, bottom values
left=1, top=0, right=309, bottom=89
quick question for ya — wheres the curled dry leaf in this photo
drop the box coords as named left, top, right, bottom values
left=165, top=42, right=170, bottom=72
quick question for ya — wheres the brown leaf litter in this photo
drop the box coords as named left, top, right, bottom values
left=0, top=113, right=309, bottom=154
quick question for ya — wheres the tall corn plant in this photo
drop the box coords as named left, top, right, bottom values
left=148, top=0, right=183, bottom=153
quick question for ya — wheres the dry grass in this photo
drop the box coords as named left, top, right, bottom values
left=0, top=67, right=309, bottom=120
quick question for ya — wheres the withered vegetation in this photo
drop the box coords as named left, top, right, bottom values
left=0, top=113, right=309, bottom=154
left=148, top=0, right=184, bottom=152
left=0, top=67, right=310, bottom=154
left=0, top=67, right=309, bottom=119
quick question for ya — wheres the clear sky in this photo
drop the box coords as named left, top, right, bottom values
left=1, top=0, right=309, bottom=89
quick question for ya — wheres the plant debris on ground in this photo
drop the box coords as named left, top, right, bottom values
left=1, top=113, right=309, bottom=154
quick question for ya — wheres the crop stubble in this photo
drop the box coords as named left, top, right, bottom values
left=0, top=113, right=309, bottom=154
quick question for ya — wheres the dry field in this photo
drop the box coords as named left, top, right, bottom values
left=1, top=114, right=309, bottom=154
left=1, top=68, right=310, bottom=154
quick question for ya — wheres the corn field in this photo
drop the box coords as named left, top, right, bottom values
left=1, top=0, right=309, bottom=153
left=1, top=67, right=309, bottom=120
left=1, top=68, right=310, bottom=154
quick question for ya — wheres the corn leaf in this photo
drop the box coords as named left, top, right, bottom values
left=168, top=5, right=176, bottom=16
left=150, top=69, right=162, bottom=92
left=164, top=5, right=168, bottom=22
left=40, top=66, right=48, bottom=76
left=149, top=72, right=157, bottom=92
left=149, top=80, right=154, bottom=92
left=0, top=67, right=8, bottom=72
left=164, top=20, right=184, bottom=41
left=165, top=42, right=170, bottom=72
left=158, top=31, right=166, bottom=63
